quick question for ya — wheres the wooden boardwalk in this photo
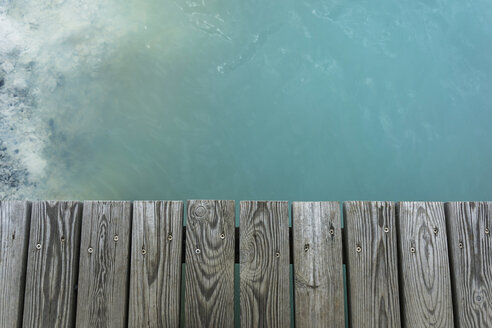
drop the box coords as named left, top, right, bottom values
left=0, top=200, right=491, bottom=327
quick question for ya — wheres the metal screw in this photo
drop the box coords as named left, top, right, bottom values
left=356, top=246, right=362, bottom=253
left=88, top=247, right=93, bottom=254
left=114, top=235, right=119, bottom=242
left=383, top=227, right=389, bottom=233
left=410, top=247, right=416, bottom=253
left=433, top=227, right=438, bottom=235
left=329, top=228, right=335, bottom=235
left=275, top=252, right=280, bottom=257
left=168, top=234, right=173, bottom=241
left=485, top=228, right=490, bottom=235
left=141, top=249, right=146, bottom=255
left=459, top=242, right=463, bottom=249
left=36, top=243, right=42, bottom=250
left=220, top=233, right=225, bottom=239
left=304, top=244, right=310, bottom=252
left=195, top=248, right=201, bottom=254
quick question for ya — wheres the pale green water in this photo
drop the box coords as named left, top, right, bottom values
left=9, top=0, right=492, bottom=201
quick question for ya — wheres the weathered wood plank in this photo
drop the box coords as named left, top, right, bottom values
left=240, top=201, right=290, bottom=328
left=76, top=201, right=132, bottom=328
left=445, top=202, right=492, bottom=327
left=184, top=200, right=235, bottom=328
left=343, top=201, right=401, bottom=328
left=22, top=201, right=82, bottom=328
left=292, top=201, right=345, bottom=328
left=0, top=201, right=31, bottom=328
left=129, top=201, right=183, bottom=328
left=397, top=202, right=454, bottom=327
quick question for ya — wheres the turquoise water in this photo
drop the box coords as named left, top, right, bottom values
left=6, top=0, right=492, bottom=201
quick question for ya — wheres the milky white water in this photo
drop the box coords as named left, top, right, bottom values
left=1, top=0, right=491, bottom=201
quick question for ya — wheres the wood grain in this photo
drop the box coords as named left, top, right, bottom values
left=292, top=201, right=345, bottom=328
left=0, top=201, right=31, bottom=328
left=343, top=201, right=401, bottom=328
left=397, top=202, right=454, bottom=327
left=129, top=201, right=183, bottom=328
left=240, top=201, right=290, bottom=328
left=184, top=200, right=235, bottom=328
left=76, top=201, right=132, bottom=328
left=445, top=202, right=492, bottom=327
left=22, top=201, right=82, bottom=328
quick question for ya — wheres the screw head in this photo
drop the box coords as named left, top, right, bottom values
left=88, top=247, right=93, bottom=254
left=168, top=234, right=173, bottom=241
left=141, top=249, right=146, bottom=255
left=383, top=227, right=389, bottom=233
left=459, top=242, right=463, bottom=249
left=220, top=233, right=225, bottom=239
left=410, top=247, right=416, bottom=253
left=433, top=227, right=438, bottom=235
left=356, top=246, right=362, bottom=253
left=195, top=248, right=201, bottom=254
left=329, top=228, right=335, bottom=235
left=304, top=244, right=310, bottom=252
left=485, top=228, right=490, bottom=235
left=114, top=235, right=119, bottom=242
left=275, top=252, right=280, bottom=257
left=36, top=243, right=42, bottom=250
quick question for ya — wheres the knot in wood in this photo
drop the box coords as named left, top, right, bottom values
left=193, top=205, right=207, bottom=218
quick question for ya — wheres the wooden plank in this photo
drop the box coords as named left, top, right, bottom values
left=0, top=201, right=31, bottom=328
left=22, top=201, right=82, bottom=328
left=240, top=201, right=290, bottom=327
left=397, top=202, right=454, bottom=327
left=343, top=201, right=401, bottom=328
left=76, top=201, right=132, bottom=328
left=445, top=202, right=492, bottom=327
left=184, top=200, right=235, bottom=328
left=129, top=201, right=183, bottom=327
left=292, top=201, right=345, bottom=328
